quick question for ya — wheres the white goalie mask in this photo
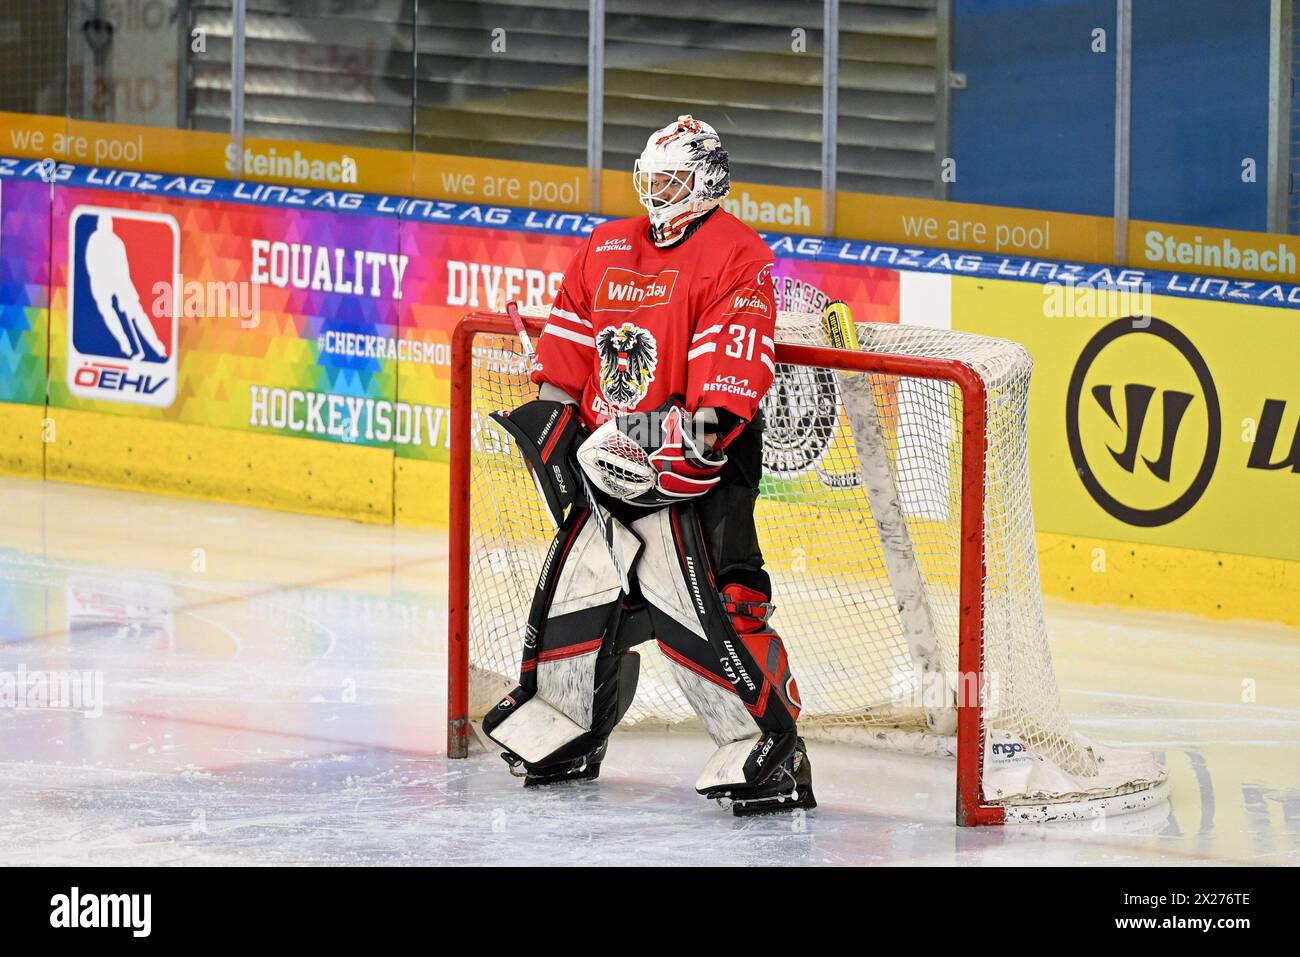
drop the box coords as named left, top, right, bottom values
left=633, top=114, right=731, bottom=247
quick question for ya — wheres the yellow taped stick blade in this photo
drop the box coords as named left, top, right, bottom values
left=822, top=300, right=859, bottom=352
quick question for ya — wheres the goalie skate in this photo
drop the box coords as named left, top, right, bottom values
left=499, top=738, right=609, bottom=788
left=702, top=738, right=817, bottom=817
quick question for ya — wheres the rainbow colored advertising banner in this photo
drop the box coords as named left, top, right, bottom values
left=5, top=154, right=1294, bottom=624
left=3, top=157, right=1294, bottom=611
left=4, top=162, right=906, bottom=484
left=0, top=179, right=49, bottom=407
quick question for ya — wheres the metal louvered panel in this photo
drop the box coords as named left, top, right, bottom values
left=188, top=0, right=416, bottom=147
left=182, top=1, right=946, bottom=201
left=0, top=1, right=68, bottom=116
left=414, top=0, right=589, bottom=162
left=603, top=0, right=826, bottom=189
left=837, top=0, right=941, bottom=198
left=1290, top=0, right=1300, bottom=233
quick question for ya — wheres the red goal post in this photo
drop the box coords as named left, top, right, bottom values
left=446, top=309, right=1168, bottom=827
left=447, top=311, right=997, bottom=823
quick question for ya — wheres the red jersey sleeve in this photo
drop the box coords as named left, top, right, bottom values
left=685, top=256, right=777, bottom=423
left=530, top=236, right=595, bottom=397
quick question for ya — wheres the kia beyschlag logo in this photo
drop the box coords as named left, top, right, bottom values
left=1066, top=317, right=1220, bottom=527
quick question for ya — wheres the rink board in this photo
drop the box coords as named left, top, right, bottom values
left=0, top=157, right=1296, bottom=627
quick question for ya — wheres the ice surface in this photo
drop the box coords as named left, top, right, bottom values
left=0, top=477, right=1296, bottom=866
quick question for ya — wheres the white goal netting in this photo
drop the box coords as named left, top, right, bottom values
left=459, top=308, right=1167, bottom=818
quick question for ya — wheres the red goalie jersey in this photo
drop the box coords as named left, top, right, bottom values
left=531, top=209, right=776, bottom=433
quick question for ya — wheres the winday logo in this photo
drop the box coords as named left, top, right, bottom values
left=1066, top=317, right=1221, bottom=527
left=724, top=289, right=771, bottom=318
left=594, top=267, right=678, bottom=311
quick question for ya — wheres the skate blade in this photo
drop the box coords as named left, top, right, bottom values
left=522, top=763, right=602, bottom=788
left=730, top=787, right=817, bottom=817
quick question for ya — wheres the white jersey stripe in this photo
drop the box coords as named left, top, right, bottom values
left=550, top=306, right=592, bottom=328
left=543, top=324, right=596, bottom=348
left=760, top=353, right=775, bottom=373
left=687, top=342, right=717, bottom=361
left=691, top=324, right=724, bottom=343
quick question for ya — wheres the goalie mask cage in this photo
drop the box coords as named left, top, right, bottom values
left=447, top=308, right=1168, bottom=826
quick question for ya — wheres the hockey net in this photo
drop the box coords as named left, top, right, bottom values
left=447, top=308, right=1168, bottom=825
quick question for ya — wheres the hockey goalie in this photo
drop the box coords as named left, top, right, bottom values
left=482, top=115, right=815, bottom=815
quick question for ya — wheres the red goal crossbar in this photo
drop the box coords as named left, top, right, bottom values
left=446, top=312, right=1002, bottom=825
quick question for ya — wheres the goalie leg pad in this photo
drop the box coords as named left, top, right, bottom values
left=632, top=503, right=799, bottom=743
left=722, top=583, right=802, bottom=721
left=484, top=504, right=645, bottom=783
left=486, top=629, right=642, bottom=780
left=695, top=731, right=795, bottom=792
left=482, top=688, right=589, bottom=765
left=482, top=645, right=638, bottom=777
left=521, top=507, right=640, bottom=728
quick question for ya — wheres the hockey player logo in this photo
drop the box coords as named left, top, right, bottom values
left=67, top=206, right=179, bottom=408
left=596, top=323, right=657, bottom=409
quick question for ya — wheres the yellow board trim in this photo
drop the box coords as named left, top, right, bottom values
left=43, top=408, right=394, bottom=524
left=1037, top=531, right=1300, bottom=627
left=394, top=457, right=449, bottom=528
left=0, top=402, right=46, bottom=478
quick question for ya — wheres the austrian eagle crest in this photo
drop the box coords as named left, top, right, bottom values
left=596, top=323, right=658, bottom=409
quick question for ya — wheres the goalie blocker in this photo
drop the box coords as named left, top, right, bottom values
left=489, top=400, right=586, bottom=527
left=482, top=402, right=815, bottom=814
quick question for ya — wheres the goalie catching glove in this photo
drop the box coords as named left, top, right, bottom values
left=578, top=404, right=727, bottom=507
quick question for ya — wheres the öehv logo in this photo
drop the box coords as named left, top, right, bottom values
left=67, top=206, right=179, bottom=408
left=1066, top=317, right=1220, bottom=527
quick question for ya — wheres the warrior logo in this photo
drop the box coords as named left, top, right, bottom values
left=597, top=322, right=657, bottom=409
left=761, top=275, right=843, bottom=479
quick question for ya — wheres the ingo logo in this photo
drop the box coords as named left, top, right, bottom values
left=1066, top=317, right=1220, bottom=527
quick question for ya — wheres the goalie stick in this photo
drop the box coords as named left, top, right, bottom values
left=505, top=300, right=634, bottom=594
left=820, top=300, right=953, bottom=733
